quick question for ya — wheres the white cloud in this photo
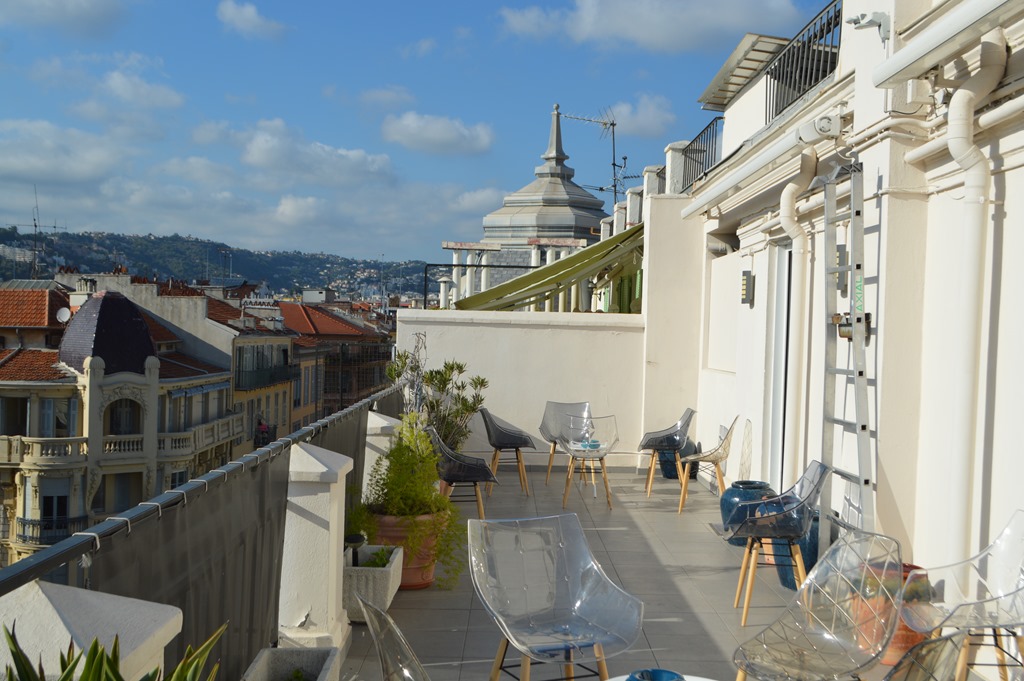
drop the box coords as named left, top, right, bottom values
left=452, top=188, right=506, bottom=214
left=216, top=0, right=285, bottom=40
left=400, top=38, right=436, bottom=58
left=501, top=0, right=803, bottom=52
left=0, top=119, right=127, bottom=185
left=159, top=156, right=237, bottom=188
left=610, top=94, right=676, bottom=137
left=275, top=195, right=324, bottom=225
left=103, top=71, right=184, bottom=108
left=192, top=121, right=232, bottom=145
left=359, top=85, right=415, bottom=110
left=0, top=0, right=126, bottom=38
left=382, top=112, right=494, bottom=155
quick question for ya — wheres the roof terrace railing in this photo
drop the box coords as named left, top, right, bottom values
left=764, top=0, right=843, bottom=124
left=679, top=116, right=724, bottom=193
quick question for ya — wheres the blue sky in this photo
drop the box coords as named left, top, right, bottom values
left=0, top=0, right=821, bottom=262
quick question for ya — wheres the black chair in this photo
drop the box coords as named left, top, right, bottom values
left=427, top=426, right=498, bottom=519
left=637, top=408, right=696, bottom=497
left=479, top=407, right=535, bottom=496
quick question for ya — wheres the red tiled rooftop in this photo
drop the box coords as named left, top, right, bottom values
left=279, top=302, right=381, bottom=338
left=0, top=349, right=69, bottom=381
left=140, top=310, right=180, bottom=344
left=0, top=289, right=71, bottom=328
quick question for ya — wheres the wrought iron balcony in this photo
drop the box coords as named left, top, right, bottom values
left=16, top=515, right=90, bottom=545
left=234, top=364, right=298, bottom=392
left=677, top=116, right=724, bottom=193
left=764, top=0, right=843, bottom=124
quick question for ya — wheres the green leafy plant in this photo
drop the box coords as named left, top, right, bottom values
left=364, top=411, right=466, bottom=588
left=363, top=547, right=394, bottom=568
left=3, top=622, right=225, bottom=681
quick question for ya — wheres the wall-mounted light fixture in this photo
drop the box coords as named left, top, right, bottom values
left=740, top=270, right=755, bottom=306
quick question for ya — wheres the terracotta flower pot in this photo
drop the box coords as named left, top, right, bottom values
left=374, top=513, right=442, bottom=590
left=853, top=562, right=927, bottom=665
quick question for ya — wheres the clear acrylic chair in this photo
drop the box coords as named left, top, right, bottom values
left=480, top=407, right=535, bottom=496
left=883, top=632, right=968, bottom=681
left=557, top=414, right=618, bottom=510
left=467, top=513, right=644, bottom=681
left=358, top=594, right=432, bottom=681
left=900, top=509, right=1024, bottom=681
left=539, top=401, right=590, bottom=485
left=428, top=426, right=498, bottom=519
left=637, top=408, right=696, bottom=497
left=733, top=529, right=903, bottom=681
left=678, top=415, right=739, bottom=512
left=717, top=459, right=831, bottom=625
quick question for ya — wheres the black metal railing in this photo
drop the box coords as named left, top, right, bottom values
left=678, top=116, right=724, bottom=193
left=765, top=0, right=843, bottom=124
left=16, top=515, right=90, bottom=545
left=234, top=364, right=298, bottom=391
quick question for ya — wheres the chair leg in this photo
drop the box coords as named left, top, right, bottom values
left=521, top=655, right=531, bottom=681
left=516, top=448, right=530, bottom=496
left=490, top=638, right=509, bottom=681
left=736, top=670, right=747, bottom=681
left=954, top=633, right=973, bottom=681
left=599, top=458, right=613, bottom=510
left=678, top=463, right=693, bottom=513
left=714, top=463, right=727, bottom=495
left=475, top=483, right=486, bottom=519
left=562, top=457, right=578, bottom=508
left=645, top=450, right=657, bottom=497
left=546, top=441, right=557, bottom=484
left=564, top=649, right=574, bottom=681
left=595, top=643, right=609, bottom=681
left=488, top=449, right=501, bottom=496
left=741, top=540, right=760, bottom=626
left=992, top=628, right=1009, bottom=681
left=735, top=537, right=753, bottom=608
left=790, top=542, right=807, bottom=586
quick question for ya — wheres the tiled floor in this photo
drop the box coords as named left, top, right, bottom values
left=341, top=463, right=796, bottom=681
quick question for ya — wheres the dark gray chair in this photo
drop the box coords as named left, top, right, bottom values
left=428, top=426, right=498, bottom=519
left=479, top=407, right=535, bottom=496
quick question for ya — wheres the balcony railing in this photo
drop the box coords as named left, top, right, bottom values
left=678, top=116, right=724, bottom=193
left=16, top=515, right=90, bottom=545
left=103, top=434, right=144, bottom=456
left=764, top=0, right=843, bottom=124
left=234, top=364, right=298, bottom=392
left=0, top=436, right=88, bottom=465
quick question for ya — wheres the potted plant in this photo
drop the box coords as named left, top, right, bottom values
left=342, top=544, right=403, bottom=622
left=364, top=411, right=466, bottom=589
left=853, top=563, right=931, bottom=664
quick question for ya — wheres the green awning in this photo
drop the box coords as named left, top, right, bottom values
left=455, top=224, right=644, bottom=311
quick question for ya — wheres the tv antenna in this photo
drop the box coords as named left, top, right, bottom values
left=560, top=108, right=628, bottom=206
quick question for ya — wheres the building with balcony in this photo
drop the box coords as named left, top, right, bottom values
left=0, top=284, right=242, bottom=567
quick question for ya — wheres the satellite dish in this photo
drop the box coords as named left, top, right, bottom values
left=56, top=307, right=71, bottom=324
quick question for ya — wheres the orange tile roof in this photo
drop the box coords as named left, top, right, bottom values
left=279, top=302, right=380, bottom=338
left=159, top=351, right=229, bottom=379
left=0, top=349, right=70, bottom=381
left=0, top=289, right=71, bottom=328
left=206, top=296, right=245, bottom=325
left=140, top=310, right=180, bottom=343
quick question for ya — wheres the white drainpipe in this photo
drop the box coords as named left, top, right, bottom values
left=779, top=148, right=818, bottom=485
left=917, top=28, right=1005, bottom=564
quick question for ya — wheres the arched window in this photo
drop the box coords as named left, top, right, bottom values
left=107, top=398, right=141, bottom=435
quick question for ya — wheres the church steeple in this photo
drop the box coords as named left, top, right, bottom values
left=536, top=104, right=574, bottom=180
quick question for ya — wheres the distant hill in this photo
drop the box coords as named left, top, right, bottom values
left=0, top=226, right=431, bottom=297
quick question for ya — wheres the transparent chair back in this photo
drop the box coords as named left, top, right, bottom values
left=559, top=414, right=618, bottom=459
left=539, top=401, right=590, bottom=444
left=723, top=459, right=830, bottom=541
left=467, top=513, right=643, bottom=664
left=637, top=408, right=695, bottom=451
left=734, top=529, right=904, bottom=681
left=901, top=509, right=1024, bottom=633
left=882, top=632, right=967, bottom=681
left=358, top=594, right=432, bottom=681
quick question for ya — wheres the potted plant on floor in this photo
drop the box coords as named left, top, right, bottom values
left=364, top=412, right=465, bottom=589
left=853, top=562, right=931, bottom=664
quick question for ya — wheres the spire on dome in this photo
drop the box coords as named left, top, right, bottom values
left=537, top=104, right=574, bottom=180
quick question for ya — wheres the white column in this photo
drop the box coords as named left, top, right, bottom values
left=529, top=247, right=542, bottom=311
left=465, top=252, right=477, bottom=298
left=480, top=252, right=491, bottom=292
left=450, top=251, right=462, bottom=304
left=544, top=248, right=557, bottom=312
left=557, top=248, right=570, bottom=312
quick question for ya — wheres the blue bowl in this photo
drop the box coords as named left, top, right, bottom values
left=627, top=669, right=684, bottom=681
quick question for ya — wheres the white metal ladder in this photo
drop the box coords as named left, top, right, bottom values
left=820, top=162, right=875, bottom=535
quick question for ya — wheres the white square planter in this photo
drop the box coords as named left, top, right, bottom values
left=241, top=647, right=341, bottom=681
left=343, top=544, right=403, bottom=623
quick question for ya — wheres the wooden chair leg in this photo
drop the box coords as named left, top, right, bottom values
left=790, top=542, right=807, bottom=586
left=678, top=463, right=693, bottom=513
left=488, top=449, right=501, bottom=496
left=475, top=483, right=486, bottom=519
left=714, top=463, right=726, bottom=495
left=516, top=448, right=530, bottom=496
left=741, top=540, right=760, bottom=626
left=546, top=441, right=557, bottom=484
left=562, top=457, right=578, bottom=508
left=599, top=458, right=613, bottom=510
left=992, top=628, right=1009, bottom=681
left=645, top=450, right=657, bottom=497
left=521, top=655, right=531, bottom=681
left=564, top=649, right=574, bottom=681
left=490, top=638, right=509, bottom=681
left=595, top=643, right=609, bottom=681
left=735, top=537, right=753, bottom=608
left=736, top=670, right=747, bottom=681
left=954, top=633, right=973, bottom=681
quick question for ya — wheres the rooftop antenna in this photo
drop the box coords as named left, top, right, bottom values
left=561, top=108, right=626, bottom=205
